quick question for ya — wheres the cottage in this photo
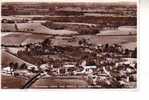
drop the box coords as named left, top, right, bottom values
left=2, top=66, right=13, bottom=74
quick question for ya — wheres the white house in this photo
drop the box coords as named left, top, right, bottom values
left=40, top=64, right=50, bottom=71
left=74, top=60, right=97, bottom=75
left=2, top=66, right=13, bottom=74
left=27, top=65, right=39, bottom=71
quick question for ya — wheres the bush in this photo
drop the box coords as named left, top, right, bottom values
left=77, top=28, right=99, bottom=34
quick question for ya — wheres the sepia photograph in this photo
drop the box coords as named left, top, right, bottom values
left=1, top=1, right=137, bottom=89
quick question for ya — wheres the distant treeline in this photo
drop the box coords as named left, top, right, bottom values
left=35, top=16, right=136, bottom=26
left=2, top=2, right=136, bottom=16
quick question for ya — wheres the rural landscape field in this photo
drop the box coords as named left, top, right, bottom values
left=1, top=2, right=137, bottom=89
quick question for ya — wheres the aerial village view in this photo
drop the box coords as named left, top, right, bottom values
left=1, top=2, right=137, bottom=89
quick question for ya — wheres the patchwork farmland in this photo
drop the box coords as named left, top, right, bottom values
left=1, top=2, right=137, bottom=89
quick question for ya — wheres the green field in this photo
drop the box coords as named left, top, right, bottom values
left=2, top=32, right=136, bottom=50
left=2, top=23, right=78, bottom=35
left=31, top=78, right=88, bottom=88
left=1, top=75, right=27, bottom=89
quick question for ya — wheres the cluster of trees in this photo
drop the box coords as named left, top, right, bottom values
left=42, top=16, right=136, bottom=26
left=8, top=62, right=27, bottom=71
left=77, top=27, right=99, bottom=34
left=96, top=43, right=137, bottom=58
left=2, top=19, right=29, bottom=23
